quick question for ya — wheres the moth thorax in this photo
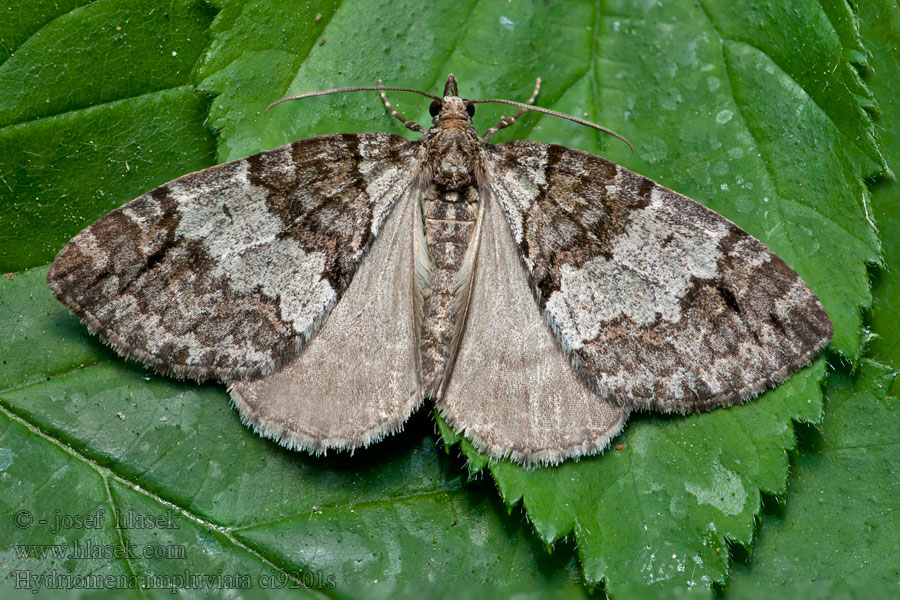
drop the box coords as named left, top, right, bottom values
left=434, top=150, right=476, bottom=190
left=422, top=126, right=480, bottom=191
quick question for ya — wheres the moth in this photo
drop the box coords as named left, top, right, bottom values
left=48, top=74, right=833, bottom=466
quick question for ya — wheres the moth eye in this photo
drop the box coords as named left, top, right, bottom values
left=429, top=100, right=442, bottom=117
left=465, top=102, right=475, bottom=117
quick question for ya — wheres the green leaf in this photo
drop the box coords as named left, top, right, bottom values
left=0, top=0, right=218, bottom=272
left=863, top=0, right=900, bottom=386
left=725, top=360, right=900, bottom=590
left=0, top=0, right=889, bottom=596
left=0, top=0, right=215, bottom=128
left=721, top=4, right=900, bottom=596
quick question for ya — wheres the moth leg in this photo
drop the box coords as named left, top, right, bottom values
left=482, top=77, right=541, bottom=141
left=379, top=78, right=426, bottom=134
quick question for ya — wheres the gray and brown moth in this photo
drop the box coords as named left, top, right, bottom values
left=47, top=74, right=833, bottom=466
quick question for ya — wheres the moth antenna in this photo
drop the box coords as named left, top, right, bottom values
left=266, top=86, right=441, bottom=112
left=469, top=98, right=634, bottom=153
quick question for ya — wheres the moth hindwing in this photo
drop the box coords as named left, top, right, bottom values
left=48, top=74, right=833, bottom=467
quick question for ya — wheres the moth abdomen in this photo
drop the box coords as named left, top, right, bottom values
left=418, top=184, right=480, bottom=398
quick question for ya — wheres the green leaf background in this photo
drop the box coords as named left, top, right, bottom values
left=1, top=0, right=897, bottom=597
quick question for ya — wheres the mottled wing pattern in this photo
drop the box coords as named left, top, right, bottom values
left=48, top=133, right=417, bottom=381
left=439, top=189, right=628, bottom=466
left=486, top=141, right=833, bottom=413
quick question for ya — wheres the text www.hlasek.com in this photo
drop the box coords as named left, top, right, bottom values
left=14, top=540, right=186, bottom=560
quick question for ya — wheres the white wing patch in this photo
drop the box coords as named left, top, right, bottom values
left=548, top=187, right=729, bottom=349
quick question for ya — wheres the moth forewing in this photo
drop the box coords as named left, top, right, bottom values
left=485, top=140, right=833, bottom=416
left=47, top=133, right=416, bottom=382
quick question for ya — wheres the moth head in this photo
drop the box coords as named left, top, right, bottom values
left=429, top=96, right=475, bottom=124
left=427, top=73, right=475, bottom=127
